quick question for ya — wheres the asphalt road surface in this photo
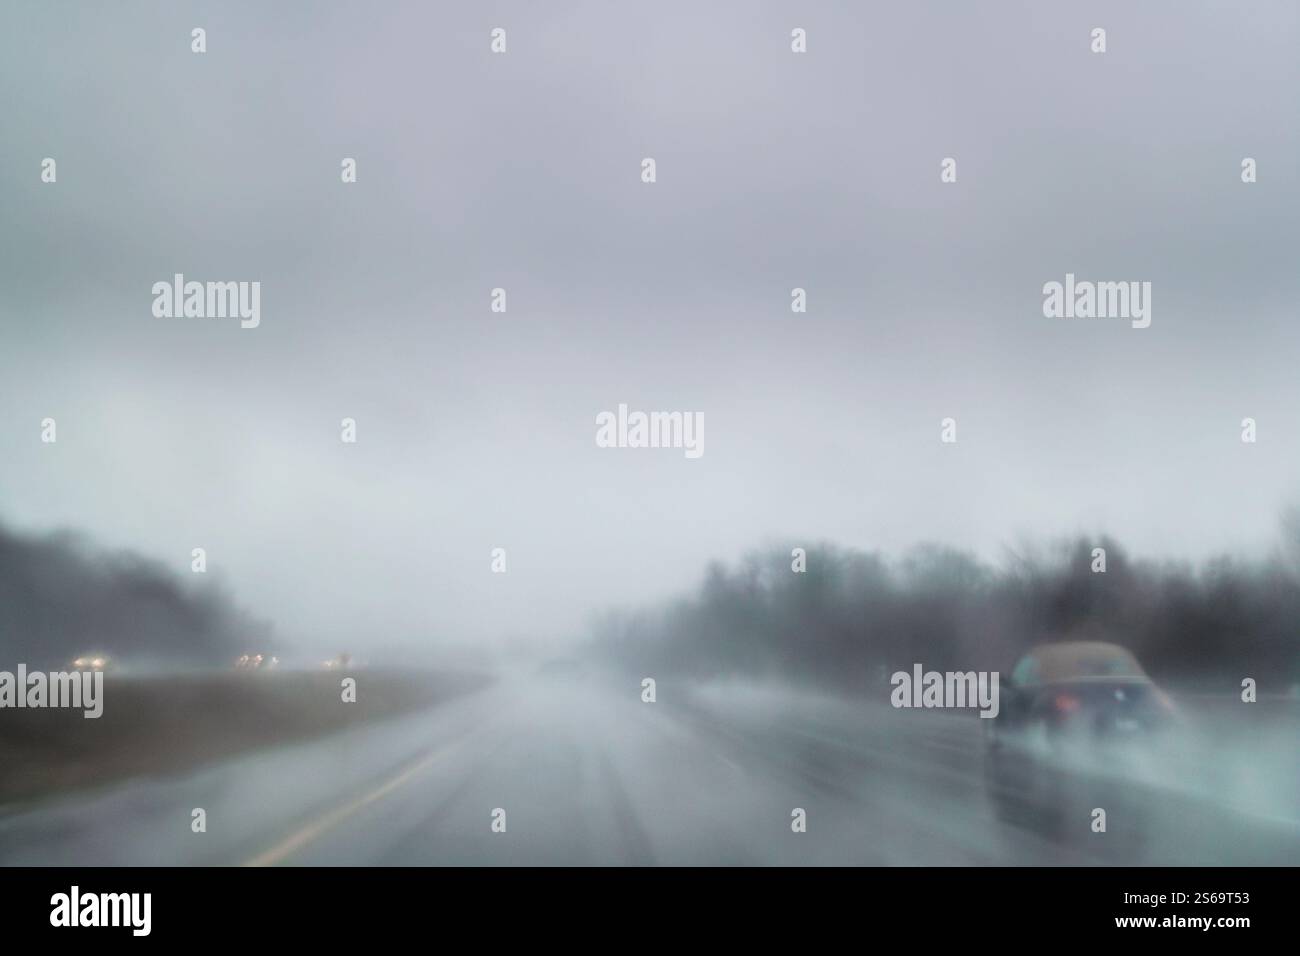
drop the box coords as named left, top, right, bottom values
left=2, top=673, right=1297, bottom=865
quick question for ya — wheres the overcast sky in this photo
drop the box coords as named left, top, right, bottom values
left=1, top=1, right=1297, bottom=652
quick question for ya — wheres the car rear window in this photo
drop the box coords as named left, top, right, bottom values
left=1012, top=644, right=1145, bottom=685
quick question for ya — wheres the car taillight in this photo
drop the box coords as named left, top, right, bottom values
left=1054, top=693, right=1081, bottom=713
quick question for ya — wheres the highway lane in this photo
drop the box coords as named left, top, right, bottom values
left=1, top=673, right=1297, bottom=866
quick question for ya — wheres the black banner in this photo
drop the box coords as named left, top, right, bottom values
left=0, top=866, right=1289, bottom=943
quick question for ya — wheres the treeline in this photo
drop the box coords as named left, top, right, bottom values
left=0, top=522, right=270, bottom=669
left=593, top=529, right=1300, bottom=693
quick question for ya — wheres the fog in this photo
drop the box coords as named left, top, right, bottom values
left=1, top=1, right=1298, bottom=868
left=2, top=0, right=1298, bottom=654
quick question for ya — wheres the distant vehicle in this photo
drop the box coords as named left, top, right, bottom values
left=984, top=641, right=1179, bottom=823
left=321, top=653, right=351, bottom=670
left=994, top=642, right=1176, bottom=742
left=70, top=653, right=113, bottom=672
left=235, top=653, right=279, bottom=671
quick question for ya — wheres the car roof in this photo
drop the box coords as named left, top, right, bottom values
left=1013, top=641, right=1147, bottom=685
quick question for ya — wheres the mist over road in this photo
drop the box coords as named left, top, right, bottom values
left=2, top=673, right=1295, bottom=866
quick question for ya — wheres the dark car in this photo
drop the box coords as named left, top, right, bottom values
left=984, top=641, right=1179, bottom=826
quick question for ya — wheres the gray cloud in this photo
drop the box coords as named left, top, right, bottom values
left=1, top=1, right=1297, bottom=651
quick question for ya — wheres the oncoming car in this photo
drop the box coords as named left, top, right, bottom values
left=69, top=653, right=113, bottom=672
left=321, top=653, right=351, bottom=670
left=235, top=653, right=280, bottom=671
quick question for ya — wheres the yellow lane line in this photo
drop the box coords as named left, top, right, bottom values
left=242, top=745, right=452, bottom=867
